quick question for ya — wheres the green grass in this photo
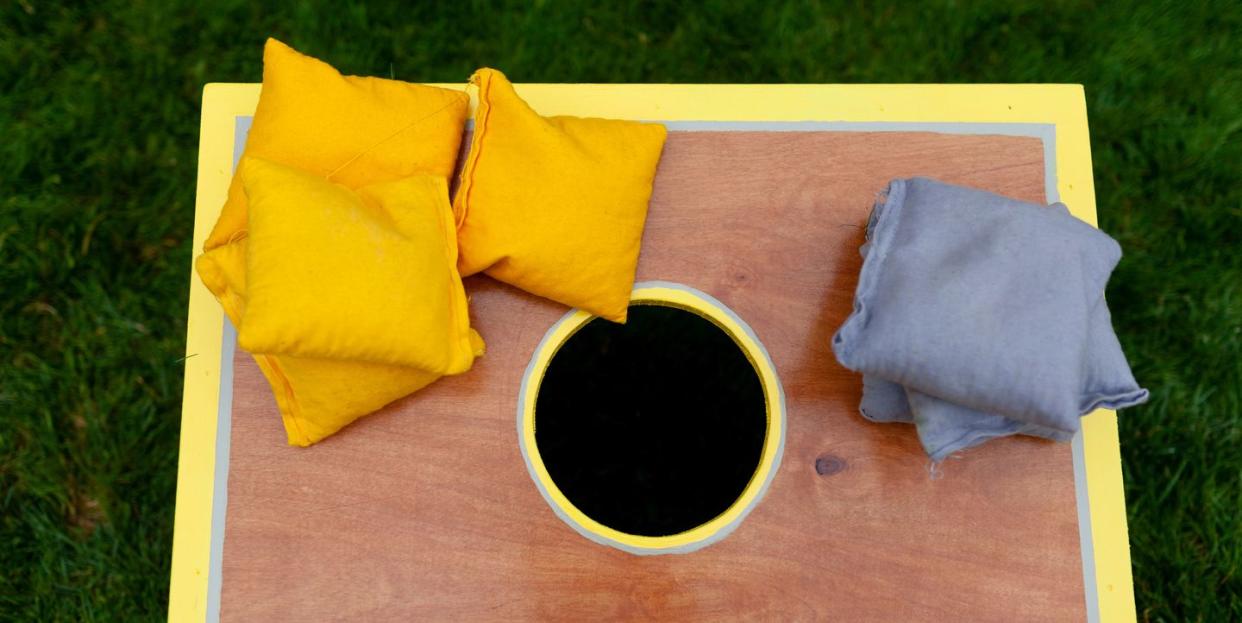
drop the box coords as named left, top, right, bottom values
left=1, top=1, right=1238, bottom=620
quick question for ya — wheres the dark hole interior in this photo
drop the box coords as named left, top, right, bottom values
left=534, top=303, right=767, bottom=537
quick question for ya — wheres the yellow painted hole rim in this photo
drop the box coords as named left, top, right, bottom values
left=518, top=282, right=786, bottom=555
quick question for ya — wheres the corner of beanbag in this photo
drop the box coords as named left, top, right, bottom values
left=859, top=375, right=915, bottom=424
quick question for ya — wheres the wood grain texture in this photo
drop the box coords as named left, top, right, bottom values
left=219, top=131, right=1085, bottom=621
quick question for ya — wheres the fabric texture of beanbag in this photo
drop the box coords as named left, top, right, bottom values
left=195, top=39, right=477, bottom=446
left=452, top=67, right=667, bottom=322
left=239, top=157, right=478, bottom=375
left=197, top=236, right=447, bottom=444
left=834, top=177, right=1147, bottom=459
left=204, top=38, right=469, bottom=251
left=862, top=375, right=1075, bottom=461
left=197, top=159, right=482, bottom=446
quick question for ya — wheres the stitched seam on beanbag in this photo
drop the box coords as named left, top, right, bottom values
left=453, top=70, right=493, bottom=230
left=197, top=250, right=310, bottom=445
left=1080, top=387, right=1149, bottom=414
left=257, top=354, right=309, bottom=446
left=431, top=176, right=474, bottom=371
left=833, top=179, right=906, bottom=367
left=324, top=93, right=467, bottom=184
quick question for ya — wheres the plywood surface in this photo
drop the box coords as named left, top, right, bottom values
left=219, top=130, right=1084, bottom=621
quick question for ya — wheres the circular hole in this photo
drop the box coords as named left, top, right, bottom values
left=534, top=303, right=768, bottom=537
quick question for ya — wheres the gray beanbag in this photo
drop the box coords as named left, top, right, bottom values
left=836, top=177, right=1147, bottom=460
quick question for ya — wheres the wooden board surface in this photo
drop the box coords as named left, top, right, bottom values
left=219, top=130, right=1084, bottom=621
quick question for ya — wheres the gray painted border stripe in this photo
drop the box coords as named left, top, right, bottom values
left=659, top=120, right=1059, bottom=212
left=233, top=116, right=252, bottom=163
left=204, top=318, right=236, bottom=623
left=516, top=281, right=787, bottom=555
left=1073, top=427, right=1100, bottom=623
left=202, top=116, right=251, bottom=623
left=208, top=116, right=1095, bottom=619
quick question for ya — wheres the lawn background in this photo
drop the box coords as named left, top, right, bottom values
left=1, top=1, right=1238, bottom=620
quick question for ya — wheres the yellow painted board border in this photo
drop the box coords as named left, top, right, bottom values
left=171, top=82, right=1131, bottom=621
left=518, top=283, right=785, bottom=554
left=168, top=84, right=251, bottom=623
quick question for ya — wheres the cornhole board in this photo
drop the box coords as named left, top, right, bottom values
left=169, top=83, right=1134, bottom=622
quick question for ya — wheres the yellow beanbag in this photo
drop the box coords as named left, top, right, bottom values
left=196, top=158, right=482, bottom=446
left=239, top=157, right=478, bottom=375
left=197, top=240, right=444, bottom=445
left=205, top=38, right=469, bottom=251
left=453, top=68, right=667, bottom=323
left=195, top=39, right=475, bottom=446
